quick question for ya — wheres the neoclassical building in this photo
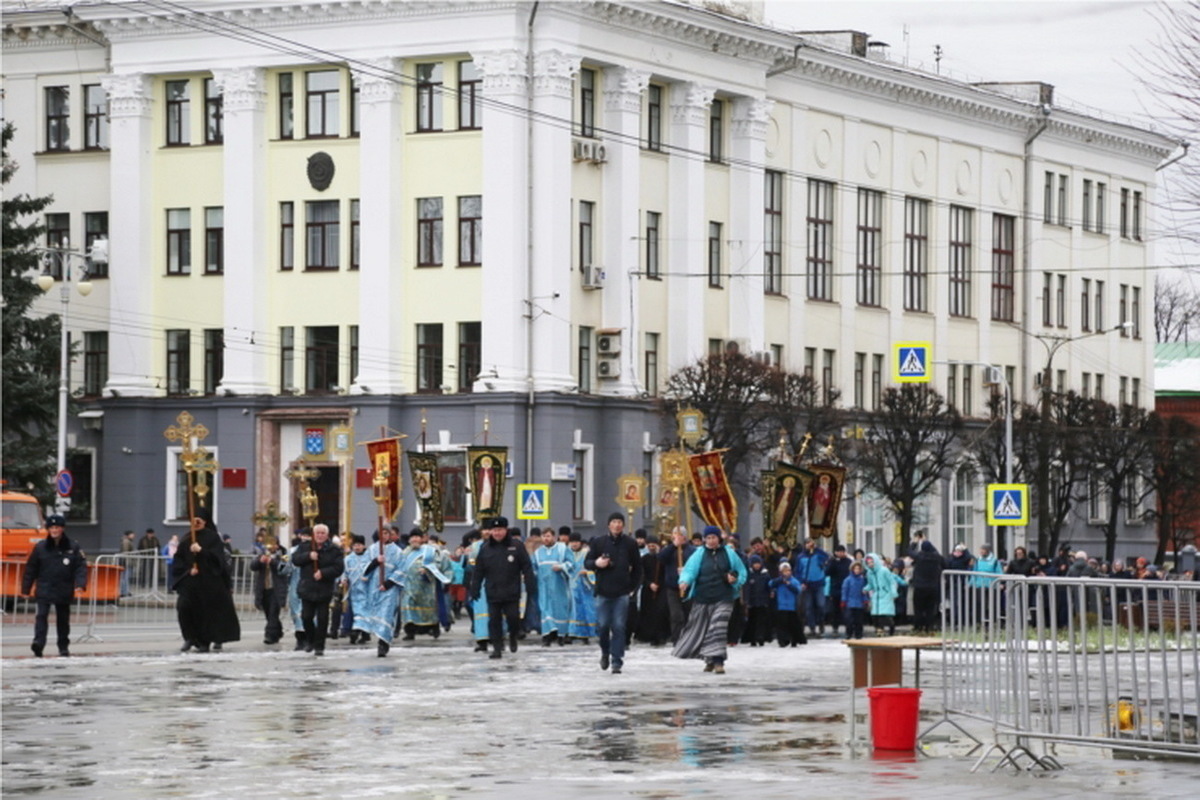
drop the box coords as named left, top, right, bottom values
left=2, top=0, right=1176, bottom=558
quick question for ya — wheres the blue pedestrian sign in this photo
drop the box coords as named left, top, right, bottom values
left=986, top=483, right=1028, bottom=526
left=516, top=484, right=550, bottom=521
left=55, top=469, right=74, bottom=498
left=893, top=342, right=931, bottom=383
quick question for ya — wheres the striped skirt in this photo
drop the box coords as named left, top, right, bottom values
left=671, top=600, right=732, bottom=661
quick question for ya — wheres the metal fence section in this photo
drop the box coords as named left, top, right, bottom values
left=934, top=570, right=1199, bottom=769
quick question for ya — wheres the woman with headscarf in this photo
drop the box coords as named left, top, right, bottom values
left=864, top=552, right=902, bottom=636
left=673, top=526, right=748, bottom=673
left=172, top=508, right=240, bottom=653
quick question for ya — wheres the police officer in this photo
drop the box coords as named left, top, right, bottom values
left=469, top=516, right=535, bottom=660
left=21, top=514, right=88, bottom=657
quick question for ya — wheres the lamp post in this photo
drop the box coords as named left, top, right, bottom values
left=36, top=238, right=108, bottom=513
left=1032, top=321, right=1132, bottom=556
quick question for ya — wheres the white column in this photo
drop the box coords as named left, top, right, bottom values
left=728, top=96, right=771, bottom=351
left=528, top=49, right=581, bottom=392
left=213, top=67, right=272, bottom=396
left=100, top=73, right=159, bottom=397
left=350, top=57, right=407, bottom=395
left=600, top=66, right=648, bottom=396
left=666, top=82, right=714, bottom=372
left=475, top=49, right=530, bottom=392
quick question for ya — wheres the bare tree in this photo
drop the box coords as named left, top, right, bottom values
left=1155, top=273, right=1200, bottom=343
left=762, top=369, right=845, bottom=460
left=856, top=386, right=962, bottom=557
left=1077, top=400, right=1156, bottom=564
left=1144, top=412, right=1200, bottom=564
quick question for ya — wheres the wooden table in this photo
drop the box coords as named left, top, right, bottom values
left=844, top=635, right=945, bottom=748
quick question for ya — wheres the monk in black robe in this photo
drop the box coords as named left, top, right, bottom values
left=172, top=509, right=241, bottom=653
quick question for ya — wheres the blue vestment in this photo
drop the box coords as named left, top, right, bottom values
left=533, top=542, right=574, bottom=636
left=353, top=542, right=405, bottom=643
left=568, top=545, right=597, bottom=638
left=400, top=543, right=452, bottom=627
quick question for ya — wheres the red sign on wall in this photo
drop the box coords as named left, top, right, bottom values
left=356, top=468, right=374, bottom=489
left=222, top=468, right=247, bottom=489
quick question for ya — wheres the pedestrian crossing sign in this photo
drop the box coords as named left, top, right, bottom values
left=893, top=342, right=931, bottom=383
left=516, top=484, right=550, bottom=520
left=986, top=483, right=1029, bottom=526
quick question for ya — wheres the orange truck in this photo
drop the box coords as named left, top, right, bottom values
left=1, top=488, right=122, bottom=603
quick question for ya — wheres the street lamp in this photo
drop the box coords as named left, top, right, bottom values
left=36, top=238, right=108, bottom=513
left=1032, top=321, right=1133, bottom=556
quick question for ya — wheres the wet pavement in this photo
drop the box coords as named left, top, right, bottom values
left=2, top=625, right=1197, bottom=798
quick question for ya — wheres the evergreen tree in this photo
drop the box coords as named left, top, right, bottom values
left=2, top=122, right=61, bottom=502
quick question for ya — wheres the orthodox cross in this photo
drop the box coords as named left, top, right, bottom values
left=252, top=501, right=289, bottom=551
left=284, top=460, right=321, bottom=527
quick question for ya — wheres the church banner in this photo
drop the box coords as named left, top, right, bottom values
left=407, top=450, right=444, bottom=532
left=806, top=463, right=846, bottom=539
left=467, top=446, right=507, bottom=522
left=687, top=450, right=737, bottom=533
left=363, top=437, right=403, bottom=521
left=761, top=461, right=815, bottom=552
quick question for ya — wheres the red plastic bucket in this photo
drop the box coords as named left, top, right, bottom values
left=867, top=687, right=922, bottom=750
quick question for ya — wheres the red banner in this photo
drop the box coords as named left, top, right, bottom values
left=687, top=450, right=738, bottom=533
left=806, top=463, right=846, bottom=539
left=363, top=437, right=403, bottom=521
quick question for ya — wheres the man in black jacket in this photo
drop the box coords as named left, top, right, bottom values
left=470, top=516, right=535, bottom=659
left=21, top=514, right=87, bottom=657
left=293, top=523, right=345, bottom=656
left=586, top=512, right=643, bottom=674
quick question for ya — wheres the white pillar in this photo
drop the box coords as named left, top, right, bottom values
left=475, top=49, right=531, bottom=393
left=599, top=66, right=648, bottom=396
left=728, top=96, right=771, bottom=352
left=213, top=67, right=272, bottom=396
left=350, top=57, right=407, bottom=396
left=667, top=82, right=714, bottom=372
left=100, top=73, right=159, bottom=397
left=528, top=49, right=581, bottom=392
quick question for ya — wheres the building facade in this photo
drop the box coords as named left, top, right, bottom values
left=2, top=0, right=1175, bottom=559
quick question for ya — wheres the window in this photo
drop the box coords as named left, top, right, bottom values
left=644, top=332, right=659, bottom=396
left=854, top=353, right=865, bottom=409
left=645, top=211, right=661, bottom=279
left=771, top=344, right=783, bottom=369
left=1119, top=376, right=1128, bottom=407
left=417, top=197, right=444, bottom=267
left=646, top=84, right=663, bottom=150
left=857, top=188, right=883, bottom=306
left=84, top=212, right=109, bottom=278
left=572, top=438, right=595, bottom=523
left=1087, top=474, right=1108, bottom=522
left=1043, top=171, right=1054, bottom=224
left=764, top=170, right=783, bottom=294
left=578, top=200, right=594, bottom=270
left=578, top=326, right=593, bottom=394
left=279, top=326, right=295, bottom=392
left=165, top=80, right=190, bottom=146
left=65, top=449, right=96, bottom=523
left=45, top=213, right=70, bottom=279
left=1081, top=278, right=1091, bottom=331
left=166, top=446, right=219, bottom=523
left=1082, top=179, right=1092, bottom=231
left=350, top=81, right=360, bottom=137
left=822, top=349, right=835, bottom=405
left=708, top=338, right=724, bottom=357
left=416, top=323, right=443, bottom=393
left=167, top=209, right=191, bottom=275
left=1119, top=284, right=1129, bottom=336
left=1057, top=174, right=1068, bottom=226
left=708, top=221, right=722, bottom=288
left=1095, top=280, right=1105, bottom=330
left=304, top=326, right=339, bottom=393
left=204, top=207, right=224, bottom=275
left=1056, top=274, right=1066, bottom=328
left=458, top=61, right=481, bottom=130
left=858, top=487, right=886, bottom=556
left=45, top=86, right=70, bottom=151
left=306, top=70, right=340, bottom=138
left=1082, top=372, right=1092, bottom=399
left=1132, top=286, right=1141, bottom=339
left=949, top=205, right=973, bottom=317
left=280, top=202, right=294, bottom=271
left=1096, top=182, right=1106, bottom=233
left=166, top=329, right=191, bottom=395
left=83, top=332, right=108, bottom=397
left=279, top=73, right=294, bottom=139
left=709, top=98, right=724, bottom=162
left=963, top=365, right=973, bottom=417
left=458, top=196, right=482, bottom=266
left=416, top=63, right=444, bottom=132
left=903, top=197, right=929, bottom=312
left=438, top=450, right=468, bottom=523
left=1125, top=474, right=1144, bottom=524
left=952, top=466, right=977, bottom=548
left=349, top=325, right=359, bottom=384
left=458, top=322, right=481, bottom=392
left=203, top=328, right=223, bottom=395
left=83, top=85, right=108, bottom=150
left=1132, top=191, right=1142, bottom=240
left=350, top=199, right=360, bottom=271
left=1042, top=272, right=1053, bottom=327
left=204, top=78, right=223, bottom=144
left=804, top=347, right=816, bottom=380
left=947, top=363, right=958, bottom=411
left=1132, top=378, right=1140, bottom=408
left=992, top=214, right=1015, bottom=321
left=305, top=201, right=340, bottom=270
left=806, top=179, right=834, bottom=301
left=871, top=354, right=883, bottom=410
left=578, top=68, right=596, bottom=137
left=1095, top=373, right=1105, bottom=400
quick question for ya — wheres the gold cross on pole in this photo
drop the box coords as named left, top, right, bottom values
left=164, top=411, right=210, bottom=460
left=285, top=459, right=321, bottom=527
left=252, top=500, right=289, bottom=550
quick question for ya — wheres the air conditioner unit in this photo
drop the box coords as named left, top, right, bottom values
left=572, top=138, right=608, bottom=164
left=596, top=359, right=621, bottom=379
left=597, top=332, right=621, bottom=355
left=582, top=265, right=605, bottom=290
left=982, top=366, right=1004, bottom=387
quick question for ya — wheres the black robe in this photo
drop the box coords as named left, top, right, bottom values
left=172, top=526, right=241, bottom=646
left=635, top=552, right=670, bottom=645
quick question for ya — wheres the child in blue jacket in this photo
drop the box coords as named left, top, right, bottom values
left=841, top=561, right=868, bottom=639
left=768, top=562, right=806, bottom=646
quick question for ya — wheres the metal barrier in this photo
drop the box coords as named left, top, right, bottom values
left=931, top=570, right=1199, bottom=769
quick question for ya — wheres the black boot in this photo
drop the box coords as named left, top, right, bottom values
left=489, top=640, right=503, bottom=659
left=509, top=632, right=519, bottom=653
left=474, top=640, right=489, bottom=653
left=377, top=640, right=390, bottom=658
left=294, top=633, right=307, bottom=652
